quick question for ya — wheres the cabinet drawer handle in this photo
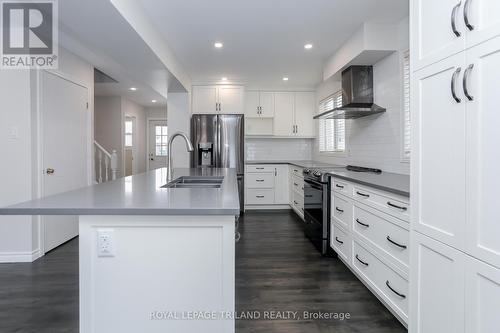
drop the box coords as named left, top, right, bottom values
left=256, top=167, right=264, bottom=170
left=294, top=183, right=298, bottom=186
left=356, top=218, right=370, bottom=228
left=386, top=280, right=406, bottom=299
left=256, top=195, right=265, bottom=198
left=305, top=195, right=313, bottom=198
left=463, top=64, right=474, bottom=101
left=464, top=0, right=474, bottom=31
left=335, top=237, right=344, bottom=244
left=356, top=191, right=370, bottom=198
left=294, top=200, right=298, bottom=205
left=387, top=201, right=407, bottom=211
left=451, top=67, right=462, bottom=103
left=335, top=207, right=344, bottom=213
left=355, top=254, right=369, bottom=266
left=293, top=169, right=298, bottom=172
left=451, top=1, right=462, bottom=37
left=386, top=236, right=407, bottom=249
left=335, top=184, right=344, bottom=189
left=256, top=179, right=265, bottom=182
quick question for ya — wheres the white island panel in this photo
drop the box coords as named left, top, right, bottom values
left=79, top=215, right=235, bottom=333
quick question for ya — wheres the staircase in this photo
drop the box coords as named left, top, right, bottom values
left=94, top=141, right=118, bottom=183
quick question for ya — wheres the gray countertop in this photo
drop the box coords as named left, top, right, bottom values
left=246, top=160, right=410, bottom=197
left=0, top=168, right=240, bottom=216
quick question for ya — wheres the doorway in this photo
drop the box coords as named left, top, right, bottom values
left=124, top=116, right=137, bottom=177
left=40, top=71, right=89, bottom=252
left=147, top=119, right=168, bottom=170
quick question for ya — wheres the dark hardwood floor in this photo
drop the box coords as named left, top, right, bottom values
left=0, top=210, right=406, bottom=332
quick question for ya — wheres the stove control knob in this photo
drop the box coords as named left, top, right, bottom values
left=304, top=169, right=311, bottom=174
left=314, top=170, right=322, bottom=177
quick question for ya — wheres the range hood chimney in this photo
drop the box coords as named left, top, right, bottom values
left=314, top=65, right=386, bottom=120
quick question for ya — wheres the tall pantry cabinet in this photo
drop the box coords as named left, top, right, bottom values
left=410, top=1, right=500, bottom=332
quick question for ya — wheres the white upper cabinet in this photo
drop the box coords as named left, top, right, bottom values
left=244, top=91, right=275, bottom=118
left=273, top=92, right=295, bottom=136
left=465, top=36, right=500, bottom=268
left=192, top=85, right=244, bottom=114
left=192, top=86, right=218, bottom=114
left=411, top=0, right=466, bottom=71
left=464, top=0, right=500, bottom=48
left=411, top=52, right=466, bottom=250
left=294, top=92, right=315, bottom=137
left=217, top=86, right=244, bottom=114
left=412, top=0, right=500, bottom=72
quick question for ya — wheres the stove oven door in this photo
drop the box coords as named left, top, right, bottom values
left=303, top=178, right=328, bottom=254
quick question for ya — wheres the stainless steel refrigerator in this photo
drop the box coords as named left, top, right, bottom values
left=191, top=114, right=244, bottom=212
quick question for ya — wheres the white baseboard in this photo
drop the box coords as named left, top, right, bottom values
left=0, top=249, right=43, bottom=263
left=244, top=205, right=292, bottom=210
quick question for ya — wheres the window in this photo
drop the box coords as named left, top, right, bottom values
left=318, top=91, right=345, bottom=152
left=402, top=50, right=411, bottom=160
left=125, top=120, right=133, bottom=147
left=155, top=125, right=168, bottom=156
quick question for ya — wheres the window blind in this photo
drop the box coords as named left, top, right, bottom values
left=402, top=50, right=411, bottom=159
left=319, top=91, right=345, bottom=152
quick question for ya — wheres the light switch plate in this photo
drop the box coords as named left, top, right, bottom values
left=97, top=229, right=115, bottom=257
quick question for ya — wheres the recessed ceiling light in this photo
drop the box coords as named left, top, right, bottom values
left=214, top=42, right=223, bottom=48
left=151, top=99, right=157, bottom=103
left=304, top=43, right=313, bottom=50
left=221, top=77, right=228, bottom=81
left=282, top=77, right=289, bottom=81
left=129, top=87, right=137, bottom=91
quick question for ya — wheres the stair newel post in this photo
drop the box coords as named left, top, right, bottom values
left=98, top=149, right=103, bottom=184
left=104, top=156, right=109, bottom=182
left=111, top=150, right=118, bottom=180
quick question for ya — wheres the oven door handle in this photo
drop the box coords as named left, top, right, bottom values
left=304, top=179, right=324, bottom=191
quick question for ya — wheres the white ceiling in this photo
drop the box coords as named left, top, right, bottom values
left=138, top=0, right=408, bottom=88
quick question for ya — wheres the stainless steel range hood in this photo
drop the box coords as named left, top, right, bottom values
left=314, top=66, right=386, bottom=120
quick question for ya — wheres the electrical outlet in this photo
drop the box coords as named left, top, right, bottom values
left=97, top=229, right=115, bottom=257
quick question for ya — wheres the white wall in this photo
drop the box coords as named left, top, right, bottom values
left=0, top=47, right=94, bottom=262
left=167, top=93, right=190, bottom=168
left=313, top=17, right=410, bottom=175
left=95, top=96, right=123, bottom=177
left=245, top=138, right=313, bottom=161
left=145, top=106, right=167, bottom=119
left=122, top=99, right=147, bottom=173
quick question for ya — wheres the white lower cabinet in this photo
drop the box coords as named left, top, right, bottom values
left=244, top=164, right=288, bottom=208
left=411, top=231, right=500, bottom=333
left=410, top=231, right=465, bottom=333
left=330, top=177, right=410, bottom=326
left=246, top=189, right=275, bottom=205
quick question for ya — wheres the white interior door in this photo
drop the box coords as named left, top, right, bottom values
left=41, top=71, right=89, bottom=252
left=148, top=120, right=168, bottom=170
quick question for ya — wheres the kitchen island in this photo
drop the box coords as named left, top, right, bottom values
left=0, top=168, right=239, bottom=333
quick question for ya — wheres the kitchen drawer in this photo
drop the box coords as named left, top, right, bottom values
left=353, top=204, right=409, bottom=270
left=246, top=189, right=275, bottom=205
left=352, top=240, right=409, bottom=322
left=332, top=194, right=352, bottom=231
left=290, top=166, right=303, bottom=178
left=331, top=178, right=352, bottom=197
left=352, top=185, right=410, bottom=222
left=246, top=165, right=275, bottom=173
left=292, top=190, right=304, bottom=215
left=246, top=173, right=274, bottom=188
left=331, top=222, right=351, bottom=264
left=291, top=175, right=304, bottom=195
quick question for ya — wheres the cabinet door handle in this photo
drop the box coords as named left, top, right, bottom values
left=256, top=195, right=265, bottom=198
left=463, top=64, right=474, bottom=101
left=356, top=218, right=370, bottom=227
left=451, top=67, right=462, bottom=103
left=294, top=183, right=298, bottom=186
left=451, top=1, right=462, bottom=37
left=464, top=0, right=474, bottom=31
left=294, top=200, right=298, bottom=205
left=387, top=201, right=408, bottom=211
left=335, top=237, right=344, bottom=244
left=335, top=184, right=344, bottom=189
left=356, top=191, right=370, bottom=198
left=335, top=207, right=344, bottom=213
left=386, top=236, right=407, bottom=249
left=386, top=280, right=406, bottom=299
left=355, top=254, right=369, bottom=266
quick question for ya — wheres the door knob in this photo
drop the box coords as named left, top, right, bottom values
left=46, top=168, right=55, bottom=175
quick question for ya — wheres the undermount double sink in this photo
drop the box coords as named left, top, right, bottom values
left=161, top=176, right=224, bottom=189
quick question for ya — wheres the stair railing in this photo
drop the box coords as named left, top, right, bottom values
left=94, top=141, right=118, bottom=183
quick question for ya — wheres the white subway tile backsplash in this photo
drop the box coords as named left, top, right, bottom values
left=245, top=138, right=313, bottom=161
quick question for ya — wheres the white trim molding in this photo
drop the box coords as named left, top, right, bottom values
left=0, top=249, right=42, bottom=263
